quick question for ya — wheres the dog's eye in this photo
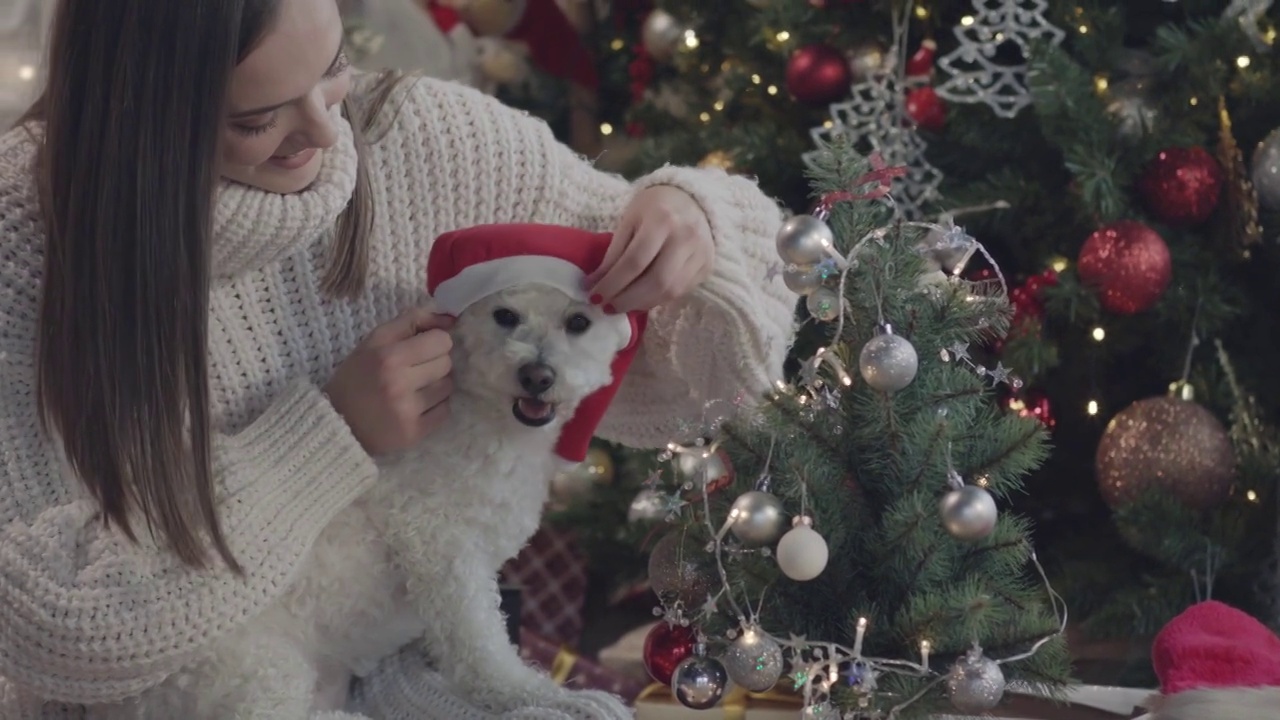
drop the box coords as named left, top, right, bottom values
left=493, top=308, right=521, bottom=328
left=565, top=313, right=592, bottom=335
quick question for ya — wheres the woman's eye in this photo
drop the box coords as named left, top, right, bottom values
left=324, top=52, right=351, bottom=79
left=232, top=116, right=278, bottom=137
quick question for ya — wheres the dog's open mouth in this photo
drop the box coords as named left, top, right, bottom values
left=513, top=397, right=557, bottom=427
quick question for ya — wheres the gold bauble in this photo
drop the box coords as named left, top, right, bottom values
left=1096, top=396, right=1235, bottom=510
left=698, top=150, right=735, bottom=171
left=459, top=0, right=527, bottom=37
left=550, top=446, right=615, bottom=503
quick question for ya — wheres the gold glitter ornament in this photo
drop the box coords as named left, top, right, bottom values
left=1096, top=396, right=1236, bottom=510
left=698, top=150, right=736, bottom=172
left=1215, top=98, right=1263, bottom=254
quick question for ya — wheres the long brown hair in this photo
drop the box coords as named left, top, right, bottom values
left=26, top=0, right=392, bottom=572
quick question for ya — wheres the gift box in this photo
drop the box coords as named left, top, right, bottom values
left=519, top=627, right=649, bottom=704
left=500, top=525, right=589, bottom=647
left=634, top=684, right=803, bottom=720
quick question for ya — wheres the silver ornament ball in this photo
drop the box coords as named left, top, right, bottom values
left=846, top=39, right=888, bottom=82
left=947, top=653, right=1006, bottom=713
left=1251, top=128, right=1280, bottom=211
left=676, top=450, right=729, bottom=488
left=858, top=331, right=919, bottom=392
left=1104, top=78, right=1157, bottom=139
left=671, top=655, right=729, bottom=710
left=728, top=490, right=788, bottom=548
left=641, top=10, right=685, bottom=61
left=940, top=485, right=998, bottom=541
left=775, top=520, right=828, bottom=581
left=721, top=627, right=784, bottom=691
left=775, top=215, right=834, bottom=266
left=648, top=531, right=718, bottom=608
left=805, top=287, right=842, bottom=322
left=783, top=264, right=826, bottom=295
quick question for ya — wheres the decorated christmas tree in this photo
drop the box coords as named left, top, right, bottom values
left=606, top=0, right=1280, bottom=668
left=634, top=139, right=1071, bottom=718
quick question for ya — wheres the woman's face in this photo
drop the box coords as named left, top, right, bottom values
left=220, top=0, right=352, bottom=194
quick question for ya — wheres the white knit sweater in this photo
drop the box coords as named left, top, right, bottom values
left=0, top=75, right=794, bottom=715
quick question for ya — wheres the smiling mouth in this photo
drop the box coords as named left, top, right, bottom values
left=513, top=397, right=557, bottom=427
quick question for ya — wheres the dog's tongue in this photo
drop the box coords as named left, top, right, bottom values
left=517, top=398, right=553, bottom=419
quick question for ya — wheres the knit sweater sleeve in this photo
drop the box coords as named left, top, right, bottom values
left=0, top=134, right=379, bottom=704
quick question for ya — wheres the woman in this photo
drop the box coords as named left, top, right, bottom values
left=0, top=0, right=795, bottom=716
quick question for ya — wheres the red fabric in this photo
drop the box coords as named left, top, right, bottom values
left=423, top=0, right=464, bottom=33
left=1152, top=600, right=1280, bottom=695
left=502, top=527, right=589, bottom=646
left=503, top=0, right=599, bottom=89
left=425, top=224, right=648, bottom=463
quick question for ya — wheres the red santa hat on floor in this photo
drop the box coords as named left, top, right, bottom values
left=426, top=223, right=647, bottom=463
left=1146, top=600, right=1280, bottom=719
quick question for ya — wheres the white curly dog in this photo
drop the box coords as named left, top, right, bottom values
left=102, top=228, right=641, bottom=720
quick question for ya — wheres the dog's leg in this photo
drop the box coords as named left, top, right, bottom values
left=393, top=545, right=628, bottom=719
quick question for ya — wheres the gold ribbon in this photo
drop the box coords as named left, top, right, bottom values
left=550, top=645, right=578, bottom=685
left=637, top=682, right=802, bottom=719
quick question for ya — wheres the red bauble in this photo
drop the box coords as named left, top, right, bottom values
left=1137, top=147, right=1224, bottom=226
left=906, top=39, right=937, bottom=77
left=643, top=622, right=697, bottom=685
left=905, top=86, right=946, bottom=132
left=1076, top=221, right=1172, bottom=315
left=786, top=44, right=852, bottom=105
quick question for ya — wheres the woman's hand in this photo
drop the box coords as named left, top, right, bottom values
left=585, top=185, right=715, bottom=313
left=325, top=307, right=454, bottom=456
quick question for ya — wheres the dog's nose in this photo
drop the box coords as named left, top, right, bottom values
left=518, top=362, right=556, bottom=395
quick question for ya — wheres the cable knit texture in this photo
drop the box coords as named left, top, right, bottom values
left=0, top=74, right=794, bottom=716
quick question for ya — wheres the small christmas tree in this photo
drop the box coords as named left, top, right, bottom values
left=642, top=140, right=1071, bottom=719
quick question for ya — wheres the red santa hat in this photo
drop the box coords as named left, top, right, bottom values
left=426, top=223, right=647, bottom=463
left=1147, top=600, right=1280, bottom=719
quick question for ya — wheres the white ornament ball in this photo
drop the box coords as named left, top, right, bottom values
left=728, top=491, right=788, bottom=548
left=775, top=521, right=828, bottom=581
left=805, top=287, right=842, bottom=322
left=627, top=488, right=668, bottom=523
left=775, top=215, right=834, bottom=266
left=940, top=485, right=999, bottom=541
left=641, top=10, right=685, bottom=62
left=947, top=653, right=1006, bottom=713
left=721, top=627, right=785, bottom=691
left=1251, top=128, right=1280, bottom=211
left=783, top=264, right=825, bottom=295
left=858, top=332, right=919, bottom=392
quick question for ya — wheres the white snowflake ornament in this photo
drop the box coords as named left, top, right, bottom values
left=934, top=0, right=1066, bottom=119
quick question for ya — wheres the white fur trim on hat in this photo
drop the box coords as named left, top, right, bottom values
left=433, top=255, right=587, bottom=312
left=1147, top=686, right=1280, bottom=719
